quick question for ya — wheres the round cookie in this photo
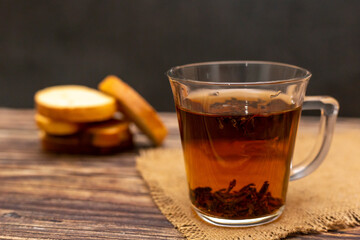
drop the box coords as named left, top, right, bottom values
left=35, top=113, right=80, bottom=136
left=98, top=75, right=168, bottom=146
left=35, top=85, right=116, bottom=122
left=40, top=119, right=133, bottom=154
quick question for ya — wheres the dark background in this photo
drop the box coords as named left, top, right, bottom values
left=1, top=0, right=359, bottom=117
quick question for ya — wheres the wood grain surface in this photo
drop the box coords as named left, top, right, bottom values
left=0, top=108, right=359, bottom=239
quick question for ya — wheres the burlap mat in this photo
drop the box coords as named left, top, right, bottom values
left=136, top=122, right=360, bottom=240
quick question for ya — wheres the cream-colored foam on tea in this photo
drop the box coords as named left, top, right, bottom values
left=185, top=89, right=294, bottom=114
left=186, top=89, right=293, bottom=105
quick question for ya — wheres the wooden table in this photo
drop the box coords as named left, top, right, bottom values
left=0, top=108, right=359, bottom=239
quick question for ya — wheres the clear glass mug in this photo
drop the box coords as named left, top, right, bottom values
left=167, top=61, right=339, bottom=227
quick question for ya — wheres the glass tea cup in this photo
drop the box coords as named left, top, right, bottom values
left=167, top=61, right=339, bottom=227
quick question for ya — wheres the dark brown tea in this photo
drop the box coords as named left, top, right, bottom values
left=176, top=90, right=301, bottom=219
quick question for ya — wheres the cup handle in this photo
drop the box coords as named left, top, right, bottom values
left=290, top=96, right=339, bottom=181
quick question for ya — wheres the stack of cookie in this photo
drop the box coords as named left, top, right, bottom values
left=34, top=76, right=168, bottom=154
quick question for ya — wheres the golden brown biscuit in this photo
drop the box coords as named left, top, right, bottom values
left=35, top=85, right=117, bottom=122
left=98, top=75, right=167, bottom=146
left=40, top=119, right=133, bottom=154
left=84, top=119, right=133, bottom=147
left=35, top=113, right=80, bottom=135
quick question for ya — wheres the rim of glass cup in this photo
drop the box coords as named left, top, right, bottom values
left=166, top=60, right=312, bottom=86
